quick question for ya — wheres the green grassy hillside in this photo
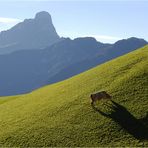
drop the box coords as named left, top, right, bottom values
left=0, top=45, right=148, bottom=147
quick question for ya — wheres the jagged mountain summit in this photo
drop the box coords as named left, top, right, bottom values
left=0, top=11, right=60, bottom=54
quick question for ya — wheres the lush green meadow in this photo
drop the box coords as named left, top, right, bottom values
left=0, top=45, right=148, bottom=147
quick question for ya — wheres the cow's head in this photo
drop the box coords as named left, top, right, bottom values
left=105, top=92, right=112, bottom=99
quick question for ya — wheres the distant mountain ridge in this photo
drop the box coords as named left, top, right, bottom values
left=0, top=11, right=60, bottom=54
left=0, top=36, right=147, bottom=96
left=47, top=37, right=148, bottom=84
left=0, top=11, right=147, bottom=96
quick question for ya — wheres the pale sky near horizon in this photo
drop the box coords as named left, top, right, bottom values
left=0, top=0, right=147, bottom=43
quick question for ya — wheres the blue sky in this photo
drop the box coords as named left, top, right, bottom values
left=0, top=0, right=147, bottom=43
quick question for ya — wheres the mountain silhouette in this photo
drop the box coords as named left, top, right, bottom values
left=0, top=11, right=60, bottom=54
left=0, top=36, right=147, bottom=96
left=47, top=37, right=148, bottom=84
left=0, top=12, right=147, bottom=96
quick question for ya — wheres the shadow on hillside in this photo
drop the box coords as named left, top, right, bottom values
left=92, top=100, right=148, bottom=140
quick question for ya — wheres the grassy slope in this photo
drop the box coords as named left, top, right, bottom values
left=0, top=45, right=148, bottom=147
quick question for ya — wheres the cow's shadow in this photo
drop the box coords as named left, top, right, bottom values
left=92, top=100, right=148, bottom=140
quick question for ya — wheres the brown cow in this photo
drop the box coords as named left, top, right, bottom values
left=90, top=91, right=112, bottom=105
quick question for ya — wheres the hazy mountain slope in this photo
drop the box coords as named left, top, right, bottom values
left=0, top=11, right=60, bottom=54
left=0, top=45, right=147, bottom=147
left=105, top=37, right=148, bottom=58
left=0, top=37, right=107, bottom=96
left=0, top=49, right=48, bottom=95
left=0, top=37, right=147, bottom=96
left=47, top=37, right=147, bottom=84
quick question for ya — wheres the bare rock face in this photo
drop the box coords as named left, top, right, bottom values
left=0, top=11, right=60, bottom=54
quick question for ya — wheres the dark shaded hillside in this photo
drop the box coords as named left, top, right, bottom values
left=47, top=37, right=147, bottom=84
left=105, top=37, right=148, bottom=58
left=0, top=37, right=147, bottom=96
left=0, top=37, right=107, bottom=96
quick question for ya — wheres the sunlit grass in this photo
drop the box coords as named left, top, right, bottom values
left=0, top=45, right=148, bottom=147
